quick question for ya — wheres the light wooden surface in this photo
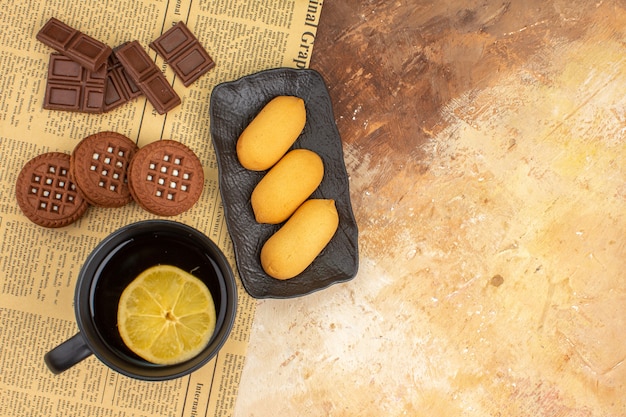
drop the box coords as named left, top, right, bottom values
left=235, top=1, right=626, bottom=415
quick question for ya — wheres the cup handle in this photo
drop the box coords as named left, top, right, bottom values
left=44, top=333, right=93, bottom=374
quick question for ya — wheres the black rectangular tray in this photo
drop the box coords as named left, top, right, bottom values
left=209, top=68, right=359, bottom=299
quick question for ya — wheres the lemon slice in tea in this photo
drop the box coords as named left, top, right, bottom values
left=117, top=264, right=216, bottom=365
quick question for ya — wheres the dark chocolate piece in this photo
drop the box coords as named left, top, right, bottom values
left=149, top=22, right=215, bottom=87
left=114, top=40, right=181, bottom=114
left=36, top=17, right=111, bottom=72
left=44, top=53, right=107, bottom=113
left=103, top=44, right=143, bottom=112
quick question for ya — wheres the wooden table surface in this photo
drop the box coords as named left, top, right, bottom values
left=235, top=1, right=626, bottom=415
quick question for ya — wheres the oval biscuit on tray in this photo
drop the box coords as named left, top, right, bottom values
left=16, top=152, right=89, bottom=228
left=127, top=140, right=204, bottom=216
left=70, top=131, right=138, bottom=207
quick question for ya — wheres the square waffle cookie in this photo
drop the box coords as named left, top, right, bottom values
left=16, top=152, right=89, bottom=228
left=127, top=140, right=204, bottom=216
left=70, top=131, right=138, bottom=207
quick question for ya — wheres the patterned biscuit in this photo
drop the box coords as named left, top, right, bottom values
left=16, top=152, right=89, bottom=228
left=127, top=140, right=204, bottom=216
left=70, top=131, right=138, bottom=207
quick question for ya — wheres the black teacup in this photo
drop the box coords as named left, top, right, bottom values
left=44, top=220, right=237, bottom=380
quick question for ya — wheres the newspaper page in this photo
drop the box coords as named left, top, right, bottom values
left=0, top=0, right=322, bottom=416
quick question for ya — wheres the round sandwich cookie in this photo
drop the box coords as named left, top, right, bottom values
left=16, top=152, right=89, bottom=228
left=70, top=131, right=139, bottom=207
left=128, top=140, right=204, bottom=216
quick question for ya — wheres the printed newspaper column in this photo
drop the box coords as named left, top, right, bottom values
left=284, top=0, right=323, bottom=68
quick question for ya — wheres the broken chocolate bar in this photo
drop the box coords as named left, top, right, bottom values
left=114, top=40, right=181, bottom=114
left=36, top=17, right=111, bottom=72
left=149, top=22, right=215, bottom=87
left=44, top=53, right=107, bottom=113
left=104, top=44, right=143, bottom=112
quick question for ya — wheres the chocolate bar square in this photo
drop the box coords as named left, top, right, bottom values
left=44, top=53, right=107, bottom=113
left=104, top=44, right=143, bottom=112
left=114, top=40, right=180, bottom=114
left=149, top=22, right=215, bottom=87
left=37, top=17, right=111, bottom=72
